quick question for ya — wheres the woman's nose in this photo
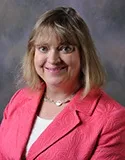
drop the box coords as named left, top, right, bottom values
left=47, top=49, right=61, bottom=64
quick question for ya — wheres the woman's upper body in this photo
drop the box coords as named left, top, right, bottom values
left=1, top=6, right=125, bottom=160
left=0, top=85, right=125, bottom=160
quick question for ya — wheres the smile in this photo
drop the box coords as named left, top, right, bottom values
left=45, top=67, right=67, bottom=73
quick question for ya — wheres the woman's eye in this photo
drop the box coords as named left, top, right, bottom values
left=59, top=45, right=75, bottom=53
left=38, top=46, right=48, bottom=53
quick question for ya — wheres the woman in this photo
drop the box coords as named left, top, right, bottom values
left=0, top=7, right=125, bottom=160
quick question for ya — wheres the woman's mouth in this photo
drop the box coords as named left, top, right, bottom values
left=45, top=66, right=67, bottom=73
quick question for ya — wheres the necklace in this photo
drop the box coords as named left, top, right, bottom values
left=44, top=95, right=73, bottom=107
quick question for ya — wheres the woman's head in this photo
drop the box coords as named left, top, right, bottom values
left=22, top=7, right=105, bottom=96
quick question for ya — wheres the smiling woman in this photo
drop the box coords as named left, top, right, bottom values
left=0, top=7, right=125, bottom=160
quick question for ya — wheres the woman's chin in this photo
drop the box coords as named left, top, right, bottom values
left=45, top=78, right=66, bottom=87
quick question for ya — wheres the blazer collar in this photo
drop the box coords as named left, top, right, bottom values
left=71, top=88, right=103, bottom=116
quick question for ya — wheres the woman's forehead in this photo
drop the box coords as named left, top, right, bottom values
left=34, top=26, right=78, bottom=46
left=35, top=28, right=62, bottom=45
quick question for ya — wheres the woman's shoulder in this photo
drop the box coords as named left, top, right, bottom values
left=95, top=89, right=125, bottom=119
left=8, top=85, right=45, bottom=103
left=2, top=88, right=31, bottom=118
left=96, top=91, right=125, bottom=140
left=2, top=87, right=42, bottom=119
left=99, top=90, right=125, bottom=110
left=9, top=87, right=34, bottom=103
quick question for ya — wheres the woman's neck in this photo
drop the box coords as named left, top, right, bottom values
left=45, top=83, right=81, bottom=101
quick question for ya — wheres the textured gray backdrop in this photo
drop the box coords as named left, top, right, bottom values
left=0, top=0, right=125, bottom=120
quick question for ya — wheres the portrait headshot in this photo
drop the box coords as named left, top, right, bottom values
left=0, top=1, right=125, bottom=160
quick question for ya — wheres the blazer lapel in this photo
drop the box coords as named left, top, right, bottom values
left=27, top=105, right=80, bottom=160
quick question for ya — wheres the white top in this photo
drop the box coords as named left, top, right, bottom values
left=26, top=116, right=53, bottom=155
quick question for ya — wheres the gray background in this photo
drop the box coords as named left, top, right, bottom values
left=0, top=0, right=125, bottom=121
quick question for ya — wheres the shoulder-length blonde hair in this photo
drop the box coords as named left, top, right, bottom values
left=22, top=7, right=105, bottom=96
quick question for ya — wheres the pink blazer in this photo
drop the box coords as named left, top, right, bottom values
left=0, top=86, right=125, bottom=160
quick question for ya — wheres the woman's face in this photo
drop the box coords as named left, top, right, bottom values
left=34, top=30, right=81, bottom=88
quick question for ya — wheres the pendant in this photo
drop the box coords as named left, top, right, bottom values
left=55, top=100, right=63, bottom=106
left=44, top=96, right=71, bottom=107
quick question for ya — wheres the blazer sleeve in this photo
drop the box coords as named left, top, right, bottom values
left=0, top=89, right=22, bottom=122
left=0, top=89, right=24, bottom=136
left=0, top=103, right=9, bottom=159
left=0, top=89, right=23, bottom=158
left=0, top=89, right=22, bottom=133
left=91, top=107, right=125, bottom=160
